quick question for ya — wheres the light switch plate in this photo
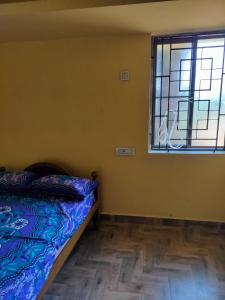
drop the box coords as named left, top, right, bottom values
left=119, top=70, right=129, bottom=81
left=115, top=147, right=135, bottom=156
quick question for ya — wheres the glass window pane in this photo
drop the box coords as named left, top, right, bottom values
left=156, top=44, right=162, bottom=76
left=192, top=37, right=225, bottom=148
left=198, top=38, right=224, bottom=47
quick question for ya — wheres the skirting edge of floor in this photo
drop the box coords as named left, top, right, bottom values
left=100, top=214, right=225, bottom=230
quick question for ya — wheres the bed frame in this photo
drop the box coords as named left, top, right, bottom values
left=24, top=162, right=99, bottom=300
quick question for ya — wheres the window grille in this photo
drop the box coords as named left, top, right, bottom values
left=150, top=31, right=225, bottom=152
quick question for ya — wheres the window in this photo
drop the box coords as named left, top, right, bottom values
left=150, top=31, right=225, bottom=153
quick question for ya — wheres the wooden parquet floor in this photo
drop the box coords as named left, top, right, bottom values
left=44, top=219, right=225, bottom=300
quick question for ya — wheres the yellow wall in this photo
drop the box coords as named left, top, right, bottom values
left=0, top=35, right=225, bottom=222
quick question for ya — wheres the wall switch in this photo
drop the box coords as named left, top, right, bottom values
left=115, top=147, right=135, bottom=156
left=119, top=70, right=129, bottom=81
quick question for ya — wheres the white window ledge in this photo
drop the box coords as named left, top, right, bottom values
left=149, top=150, right=225, bottom=155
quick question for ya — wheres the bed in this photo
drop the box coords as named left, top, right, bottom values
left=0, top=162, right=99, bottom=300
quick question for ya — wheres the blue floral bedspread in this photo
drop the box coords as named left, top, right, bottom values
left=0, top=192, right=95, bottom=299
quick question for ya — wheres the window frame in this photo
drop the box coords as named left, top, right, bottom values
left=150, top=30, right=225, bottom=153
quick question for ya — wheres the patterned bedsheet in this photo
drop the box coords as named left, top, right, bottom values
left=0, top=192, right=95, bottom=299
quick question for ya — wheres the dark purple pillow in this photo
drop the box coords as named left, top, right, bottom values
left=29, top=175, right=97, bottom=199
left=0, top=171, right=38, bottom=192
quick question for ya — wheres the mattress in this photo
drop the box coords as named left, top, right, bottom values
left=0, top=192, right=95, bottom=300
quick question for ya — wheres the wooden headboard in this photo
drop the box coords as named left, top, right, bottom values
left=24, top=162, right=98, bottom=182
left=24, top=162, right=72, bottom=177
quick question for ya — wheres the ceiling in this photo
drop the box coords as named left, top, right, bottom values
left=0, top=0, right=175, bottom=13
left=0, top=0, right=224, bottom=42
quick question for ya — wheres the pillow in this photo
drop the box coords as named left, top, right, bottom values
left=0, top=171, right=38, bottom=192
left=29, top=175, right=97, bottom=200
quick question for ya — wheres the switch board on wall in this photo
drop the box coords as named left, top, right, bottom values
left=115, top=147, right=135, bottom=156
left=119, top=70, right=129, bottom=81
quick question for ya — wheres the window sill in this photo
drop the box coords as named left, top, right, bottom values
left=148, top=150, right=225, bottom=155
